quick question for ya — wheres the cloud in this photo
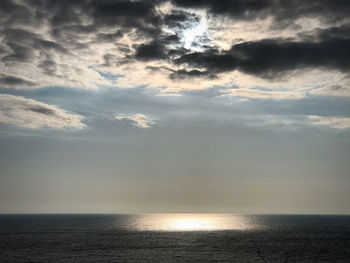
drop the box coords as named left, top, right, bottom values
left=0, top=74, right=36, bottom=87
left=135, top=41, right=167, bottom=61
left=308, top=115, right=350, bottom=130
left=164, top=9, right=199, bottom=29
left=169, top=69, right=216, bottom=80
left=220, top=88, right=305, bottom=100
left=175, top=38, right=350, bottom=79
left=0, top=94, right=85, bottom=129
left=115, top=113, right=155, bottom=128
left=309, top=85, right=350, bottom=97
left=171, top=0, right=350, bottom=25
left=0, top=0, right=349, bottom=100
left=233, top=114, right=350, bottom=131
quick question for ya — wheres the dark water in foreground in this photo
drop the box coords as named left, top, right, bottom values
left=0, top=214, right=349, bottom=262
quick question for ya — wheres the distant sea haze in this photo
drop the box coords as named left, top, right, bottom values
left=0, top=214, right=349, bottom=262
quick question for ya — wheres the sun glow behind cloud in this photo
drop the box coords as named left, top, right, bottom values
left=183, top=15, right=207, bottom=49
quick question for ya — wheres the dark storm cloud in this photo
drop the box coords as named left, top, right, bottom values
left=312, top=25, right=350, bottom=41
left=93, top=1, right=152, bottom=16
left=135, top=41, right=167, bottom=61
left=164, top=10, right=199, bottom=29
left=171, top=0, right=350, bottom=25
left=175, top=50, right=238, bottom=73
left=174, top=37, right=350, bottom=79
left=1, top=44, right=34, bottom=63
left=1, top=28, right=68, bottom=64
left=172, top=0, right=271, bottom=20
left=232, top=38, right=350, bottom=78
left=90, top=0, right=163, bottom=37
left=1, top=0, right=164, bottom=39
left=0, top=0, right=38, bottom=26
left=169, top=69, right=217, bottom=80
left=134, top=31, right=184, bottom=61
left=29, top=0, right=164, bottom=41
left=164, top=34, right=181, bottom=43
left=164, top=11, right=190, bottom=27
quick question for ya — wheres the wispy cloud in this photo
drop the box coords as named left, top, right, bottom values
left=0, top=94, right=85, bottom=129
left=230, top=114, right=350, bottom=131
left=115, top=113, right=155, bottom=128
left=220, top=88, right=305, bottom=100
left=309, top=85, right=350, bottom=97
left=308, top=115, right=350, bottom=130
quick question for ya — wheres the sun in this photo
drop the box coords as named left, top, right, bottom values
left=183, top=16, right=208, bottom=49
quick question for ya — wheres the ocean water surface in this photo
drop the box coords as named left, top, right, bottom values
left=0, top=214, right=349, bottom=262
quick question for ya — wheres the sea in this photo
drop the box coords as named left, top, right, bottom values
left=0, top=214, right=349, bottom=262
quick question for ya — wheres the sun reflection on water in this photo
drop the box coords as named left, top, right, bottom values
left=130, top=214, right=258, bottom=231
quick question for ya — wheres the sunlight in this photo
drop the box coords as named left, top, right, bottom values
left=183, top=16, right=207, bottom=49
left=171, top=217, right=214, bottom=230
left=131, top=214, right=257, bottom=231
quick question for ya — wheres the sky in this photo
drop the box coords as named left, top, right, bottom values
left=0, top=0, right=349, bottom=214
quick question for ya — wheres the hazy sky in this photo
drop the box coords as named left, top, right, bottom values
left=0, top=0, right=349, bottom=214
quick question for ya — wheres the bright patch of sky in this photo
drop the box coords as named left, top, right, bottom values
left=183, top=15, right=207, bottom=49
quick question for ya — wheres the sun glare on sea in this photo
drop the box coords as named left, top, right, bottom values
left=171, top=217, right=213, bottom=230
left=130, top=214, right=257, bottom=231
